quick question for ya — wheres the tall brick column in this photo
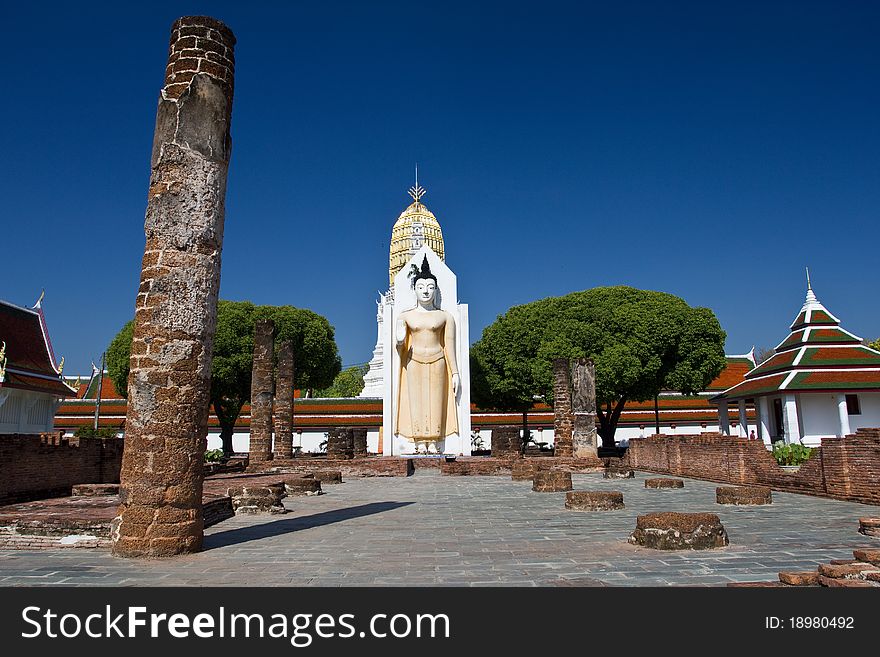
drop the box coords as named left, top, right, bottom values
left=571, top=357, right=599, bottom=458
left=552, top=358, right=574, bottom=457
left=249, top=319, right=275, bottom=463
left=112, top=16, right=236, bottom=558
left=327, top=428, right=354, bottom=459
left=352, top=428, right=368, bottom=458
left=273, top=341, right=294, bottom=459
left=491, top=425, right=521, bottom=457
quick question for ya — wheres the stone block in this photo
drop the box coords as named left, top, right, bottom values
left=629, top=512, right=728, bottom=550
left=565, top=491, right=624, bottom=511
left=226, top=485, right=286, bottom=515
left=859, top=517, right=880, bottom=538
left=283, top=477, right=322, bottom=496
left=716, top=486, right=772, bottom=505
left=817, top=562, right=880, bottom=580
left=778, top=571, right=820, bottom=586
left=511, top=459, right=537, bottom=481
left=819, top=576, right=877, bottom=588
left=604, top=468, right=634, bottom=479
left=532, top=470, right=572, bottom=492
left=852, top=549, right=880, bottom=566
left=645, top=478, right=684, bottom=489
left=314, top=470, right=343, bottom=484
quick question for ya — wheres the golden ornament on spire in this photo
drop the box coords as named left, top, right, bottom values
left=389, top=172, right=445, bottom=285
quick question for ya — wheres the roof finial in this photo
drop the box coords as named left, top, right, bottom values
left=803, top=266, right=818, bottom=306
left=408, top=163, right=426, bottom=203
left=33, top=289, right=45, bottom=309
left=806, top=266, right=812, bottom=291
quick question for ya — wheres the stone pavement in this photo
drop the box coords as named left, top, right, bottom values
left=0, top=470, right=876, bottom=586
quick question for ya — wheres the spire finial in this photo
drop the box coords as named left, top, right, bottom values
left=408, top=164, right=426, bottom=203
left=806, top=266, right=812, bottom=291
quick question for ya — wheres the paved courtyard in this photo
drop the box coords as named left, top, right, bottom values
left=1, top=470, right=876, bottom=586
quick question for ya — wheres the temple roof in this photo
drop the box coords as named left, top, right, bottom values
left=0, top=297, right=76, bottom=397
left=715, top=279, right=880, bottom=401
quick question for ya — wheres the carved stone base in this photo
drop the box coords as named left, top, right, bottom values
left=716, top=486, right=772, bottom=505
left=283, top=477, right=323, bottom=496
left=227, top=485, right=287, bottom=515
left=314, top=470, right=343, bottom=485
left=532, top=470, right=573, bottom=492
left=645, top=478, right=684, bottom=489
left=565, top=491, right=624, bottom=511
left=629, top=512, right=729, bottom=550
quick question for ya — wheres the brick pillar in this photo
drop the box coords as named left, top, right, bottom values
left=352, top=428, right=368, bottom=458
left=571, top=357, right=598, bottom=458
left=249, top=319, right=275, bottom=462
left=112, top=16, right=236, bottom=558
left=491, top=426, right=521, bottom=457
left=327, top=428, right=354, bottom=459
left=273, top=341, right=294, bottom=459
left=552, top=358, right=573, bottom=457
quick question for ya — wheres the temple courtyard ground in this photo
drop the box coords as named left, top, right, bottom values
left=0, top=470, right=876, bottom=586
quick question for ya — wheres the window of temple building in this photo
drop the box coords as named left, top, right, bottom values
left=845, top=394, right=861, bottom=415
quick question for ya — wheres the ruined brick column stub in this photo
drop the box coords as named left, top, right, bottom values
left=571, top=357, right=599, bottom=458
left=112, top=16, right=236, bottom=558
left=249, top=319, right=276, bottom=463
left=552, top=358, right=574, bottom=457
left=273, top=341, right=294, bottom=459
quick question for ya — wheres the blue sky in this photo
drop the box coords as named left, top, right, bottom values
left=1, top=1, right=877, bottom=374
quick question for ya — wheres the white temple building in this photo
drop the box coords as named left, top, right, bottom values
left=712, top=276, right=880, bottom=446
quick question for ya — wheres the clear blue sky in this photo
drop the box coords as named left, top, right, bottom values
left=1, top=1, right=877, bottom=374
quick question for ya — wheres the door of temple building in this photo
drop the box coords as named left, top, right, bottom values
left=772, top=398, right=784, bottom=442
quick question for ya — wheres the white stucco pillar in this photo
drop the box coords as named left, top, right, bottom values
left=836, top=393, right=851, bottom=438
left=737, top=400, right=748, bottom=437
left=783, top=394, right=800, bottom=444
left=718, top=402, right=730, bottom=435
left=758, top=397, right=772, bottom=445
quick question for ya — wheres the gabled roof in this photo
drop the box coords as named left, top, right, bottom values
left=0, top=297, right=76, bottom=397
left=715, top=279, right=880, bottom=401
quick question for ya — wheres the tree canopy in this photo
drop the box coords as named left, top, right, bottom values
left=470, top=286, right=727, bottom=447
left=315, top=365, right=368, bottom=398
left=106, top=300, right=342, bottom=453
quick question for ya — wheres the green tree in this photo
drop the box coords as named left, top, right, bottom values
left=315, top=365, right=368, bottom=398
left=107, top=300, right=342, bottom=455
left=471, top=286, right=727, bottom=448
left=106, top=319, right=134, bottom=397
left=867, top=337, right=880, bottom=352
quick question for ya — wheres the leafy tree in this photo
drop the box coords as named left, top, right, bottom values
left=107, top=300, right=342, bottom=454
left=867, top=338, right=880, bottom=352
left=471, top=286, right=727, bottom=448
left=106, top=319, right=134, bottom=397
left=316, top=365, right=368, bottom=398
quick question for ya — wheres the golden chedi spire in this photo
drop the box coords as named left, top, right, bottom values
left=388, top=169, right=445, bottom=285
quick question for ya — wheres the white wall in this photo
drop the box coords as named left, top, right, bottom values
left=206, top=429, right=381, bottom=456
left=800, top=393, right=847, bottom=446
left=847, top=392, right=880, bottom=434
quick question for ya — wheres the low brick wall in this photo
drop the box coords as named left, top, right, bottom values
left=251, top=457, right=414, bottom=478
left=441, top=458, right=514, bottom=476
left=0, top=433, right=123, bottom=505
left=626, top=428, right=880, bottom=506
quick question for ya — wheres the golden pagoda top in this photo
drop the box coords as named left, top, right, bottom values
left=388, top=176, right=445, bottom=285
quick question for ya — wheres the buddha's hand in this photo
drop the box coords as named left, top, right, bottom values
left=395, top=319, right=406, bottom=344
left=452, top=373, right=460, bottom=397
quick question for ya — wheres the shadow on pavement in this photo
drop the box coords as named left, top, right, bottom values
left=204, top=501, right=414, bottom=549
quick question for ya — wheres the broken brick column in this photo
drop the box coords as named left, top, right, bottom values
left=273, top=341, right=294, bottom=459
left=571, top=357, right=599, bottom=458
left=552, top=358, right=574, bottom=457
left=352, top=428, right=368, bottom=458
left=111, top=16, right=236, bottom=558
left=249, top=319, right=275, bottom=463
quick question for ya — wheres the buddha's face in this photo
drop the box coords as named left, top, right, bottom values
left=415, top=278, right=436, bottom=306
